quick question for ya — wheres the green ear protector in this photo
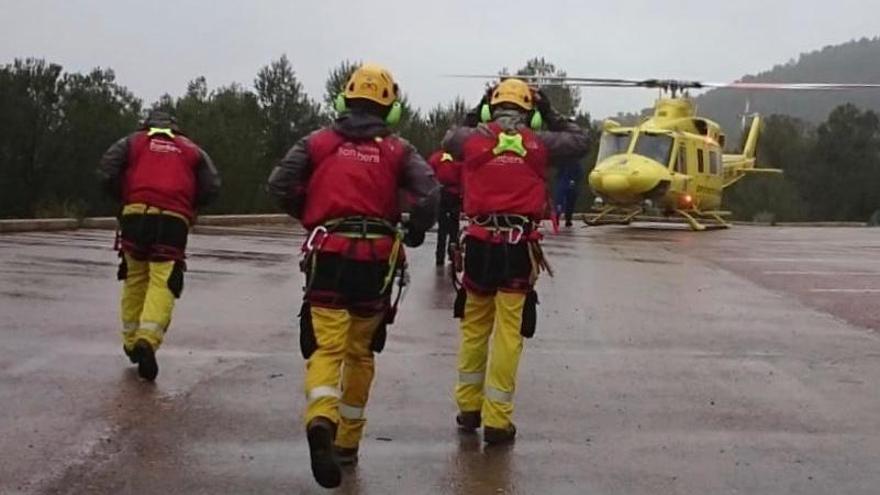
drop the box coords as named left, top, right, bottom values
left=480, top=103, right=543, bottom=130
left=334, top=94, right=402, bottom=126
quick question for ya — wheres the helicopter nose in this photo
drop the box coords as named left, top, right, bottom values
left=600, top=174, right=630, bottom=193
left=590, top=155, right=671, bottom=201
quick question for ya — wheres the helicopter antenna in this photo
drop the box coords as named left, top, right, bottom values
left=740, top=98, right=752, bottom=131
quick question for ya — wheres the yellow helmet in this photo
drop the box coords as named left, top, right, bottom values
left=343, top=63, right=399, bottom=107
left=490, top=78, right=534, bottom=111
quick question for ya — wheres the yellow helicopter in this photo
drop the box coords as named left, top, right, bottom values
left=452, top=75, right=880, bottom=230
left=586, top=79, right=773, bottom=230
left=556, top=77, right=880, bottom=230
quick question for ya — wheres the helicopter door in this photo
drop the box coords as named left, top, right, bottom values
left=697, top=148, right=706, bottom=175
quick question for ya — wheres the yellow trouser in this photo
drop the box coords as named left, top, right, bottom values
left=120, top=254, right=176, bottom=351
left=304, top=307, right=383, bottom=449
left=455, top=290, right=525, bottom=429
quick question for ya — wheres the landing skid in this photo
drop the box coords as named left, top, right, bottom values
left=582, top=205, right=643, bottom=226
left=583, top=207, right=731, bottom=231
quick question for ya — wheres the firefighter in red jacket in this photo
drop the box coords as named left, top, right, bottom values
left=98, top=111, right=221, bottom=381
left=428, top=151, right=463, bottom=266
left=267, top=63, right=439, bottom=488
left=443, top=78, right=589, bottom=444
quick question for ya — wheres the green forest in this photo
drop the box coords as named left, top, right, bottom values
left=2, top=44, right=880, bottom=223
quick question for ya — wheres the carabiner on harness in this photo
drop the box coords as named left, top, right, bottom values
left=305, top=226, right=328, bottom=252
left=508, top=225, right=525, bottom=245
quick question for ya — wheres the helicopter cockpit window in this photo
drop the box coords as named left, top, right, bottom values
left=596, top=132, right=632, bottom=162
left=633, top=133, right=673, bottom=165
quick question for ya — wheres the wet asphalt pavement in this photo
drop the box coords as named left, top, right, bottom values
left=2, top=224, right=880, bottom=494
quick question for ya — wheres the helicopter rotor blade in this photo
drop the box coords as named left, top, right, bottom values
left=445, top=74, right=880, bottom=91
left=700, top=81, right=880, bottom=90
left=445, top=74, right=649, bottom=86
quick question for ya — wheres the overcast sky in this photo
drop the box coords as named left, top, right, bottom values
left=2, top=0, right=880, bottom=118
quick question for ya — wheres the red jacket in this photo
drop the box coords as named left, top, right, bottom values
left=122, top=131, right=205, bottom=221
left=428, top=150, right=462, bottom=196
left=301, top=129, right=408, bottom=229
left=460, top=123, right=549, bottom=219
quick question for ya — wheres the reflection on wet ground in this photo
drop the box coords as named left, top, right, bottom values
left=2, top=226, right=880, bottom=494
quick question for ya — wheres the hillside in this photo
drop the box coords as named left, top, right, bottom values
left=696, top=37, right=880, bottom=138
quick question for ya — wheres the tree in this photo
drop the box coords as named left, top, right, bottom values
left=0, top=59, right=63, bottom=217
left=420, top=98, right=469, bottom=152
left=516, top=57, right=582, bottom=117
left=47, top=68, right=141, bottom=216
left=255, top=55, right=323, bottom=161
left=323, top=60, right=359, bottom=112
left=187, top=84, right=266, bottom=213
left=812, top=104, right=880, bottom=220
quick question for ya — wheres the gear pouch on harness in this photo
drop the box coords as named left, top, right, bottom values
left=168, top=260, right=186, bottom=298
left=298, top=301, right=318, bottom=359
left=371, top=319, right=388, bottom=353
left=453, top=288, right=467, bottom=319
left=117, top=252, right=128, bottom=281
left=520, top=290, right=539, bottom=338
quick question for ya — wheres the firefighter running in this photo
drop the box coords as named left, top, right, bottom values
left=443, top=78, right=589, bottom=444
left=267, top=63, right=439, bottom=489
left=98, top=111, right=221, bottom=381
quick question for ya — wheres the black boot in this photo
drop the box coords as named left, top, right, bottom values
left=307, top=417, right=342, bottom=488
left=131, top=339, right=158, bottom=381
left=484, top=424, right=517, bottom=445
left=456, top=411, right=482, bottom=433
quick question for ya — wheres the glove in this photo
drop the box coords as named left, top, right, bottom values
left=535, top=88, right=553, bottom=117
left=535, top=88, right=567, bottom=130
left=463, top=109, right=480, bottom=127
left=402, top=223, right=426, bottom=248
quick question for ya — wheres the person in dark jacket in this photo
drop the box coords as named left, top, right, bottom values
left=98, top=111, right=220, bottom=381
left=428, top=150, right=463, bottom=266
left=267, top=63, right=439, bottom=489
left=442, top=78, right=589, bottom=445
left=554, top=160, right=583, bottom=227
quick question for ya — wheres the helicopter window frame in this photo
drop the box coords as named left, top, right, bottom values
left=697, top=149, right=706, bottom=175
left=675, top=145, right=687, bottom=174
left=709, top=150, right=721, bottom=176
left=596, top=131, right=633, bottom=163
left=632, top=132, right=674, bottom=166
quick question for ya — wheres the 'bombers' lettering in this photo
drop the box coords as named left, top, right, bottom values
left=338, top=146, right=380, bottom=164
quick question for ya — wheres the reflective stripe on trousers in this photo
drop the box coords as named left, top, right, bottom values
left=339, top=402, right=365, bottom=420
left=458, top=371, right=486, bottom=385
left=307, top=385, right=342, bottom=402
left=485, top=385, right=514, bottom=403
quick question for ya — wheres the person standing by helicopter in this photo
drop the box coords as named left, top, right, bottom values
left=267, top=63, right=438, bottom=488
left=428, top=150, right=463, bottom=266
left=442, top=78, right=589, bottom=444
left=553, top=159, right=583, bottom=227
